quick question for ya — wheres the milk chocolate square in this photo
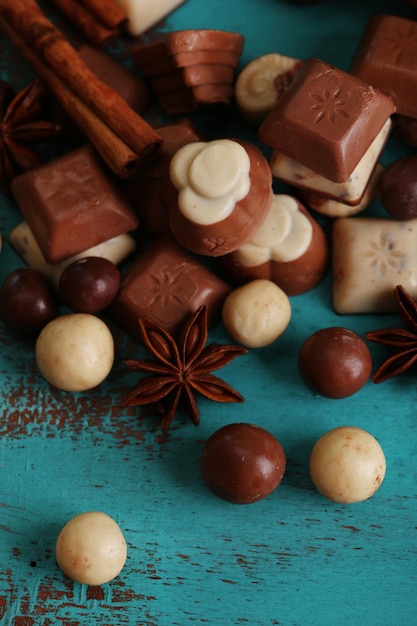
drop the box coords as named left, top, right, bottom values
left=11, top=145, right=139, bottom=264
left=259, top=57, right=395, bottom=183
left=350, top=15, right=417, bottom=119
left=110, top=236, right=231, bottom=338
left=332, top=216, right=417, bottom=313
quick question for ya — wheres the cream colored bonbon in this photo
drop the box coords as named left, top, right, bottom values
left=170, top=139, right=251, bottom=225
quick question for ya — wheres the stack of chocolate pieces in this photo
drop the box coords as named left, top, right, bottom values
left=131, top=29, right=244, bottom=114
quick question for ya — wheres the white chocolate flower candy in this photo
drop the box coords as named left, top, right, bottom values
left=170, top=139, right=251, bottom=225
left=235, top=194, right=312, bottom=267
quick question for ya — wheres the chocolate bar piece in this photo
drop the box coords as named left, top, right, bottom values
left=11, top=145, right=138, bottom=264
left=350, top=14, right=417, bottom=119
left=258, top=57, right=395, bottom=183
left=110, top=235, right=231, bottom=338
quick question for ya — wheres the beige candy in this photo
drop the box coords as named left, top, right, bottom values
left=113, top=0, right=184, bottom=35
left=36, top=313, right=114, bottom=392
left=235, top=53, right=301, bottom=126
left=9, top=221, right=136, bottom=288
left=309, top=426, right=386, bottom=504
left=270, top=119, right=391, bottom=205
left=222, top=279, right=291, bottom=348
left=56, top=511, right=127, bottom=585
left=332, top=216, right=417, bottom=313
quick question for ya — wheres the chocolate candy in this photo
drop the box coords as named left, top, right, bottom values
left=298, top=327, right=372, bottom=399
left=378, top=155, right=417, bottom=220
left=222, top=279, right=291, bottom=348
left=200, top=422, right=286, bottom=504
left=332, top=217, right=417, bottom=313
left=168, top=139, right=273, bottom=256
left=110, top=235, right=231, bottom=338
left=11, top=145, right=138, bottom=264
left=259, top=57, right=395, bottom=183
left=131, top=30, right=243, bottom=114
left=350, top=15, right=417, bottom=119
left=0, top=267, right=59, bottom=336
left=123, top=122, right=201, bottom=237
left=220, top=194, right=329, bottom=295
left=58, top=257, right=121, bottom=313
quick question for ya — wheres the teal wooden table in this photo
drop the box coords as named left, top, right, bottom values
left=1, top=0, right=416, bottom=624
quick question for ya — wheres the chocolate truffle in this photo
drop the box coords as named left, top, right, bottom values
left=379, top=155, right=417, bottom=220
left=168, top=139, right=273, bottom=256
left=200, top=423, right=286, bottom=504
left=298, top=327, right=372, bottom=399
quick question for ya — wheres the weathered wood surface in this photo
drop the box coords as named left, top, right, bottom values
left=1, top=0, right=417, bottom=624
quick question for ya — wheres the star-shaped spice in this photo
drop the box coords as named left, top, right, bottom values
left=366, top=285, right=417, bottom=383
left=122, top=305, right=248, bottom=430
left=0, top=78, right=61, bottom=195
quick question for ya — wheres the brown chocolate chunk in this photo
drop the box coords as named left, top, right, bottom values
left=258, top=57, right=395, bottom=183
left=350, top=15, right=417, bottom=119
left=11, top=145, right=138, bottom=264
left=110, top=235, right=231, bottom=339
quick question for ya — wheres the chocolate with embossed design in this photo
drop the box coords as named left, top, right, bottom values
left=259, top=57, right=395, bottom=183
left=11, top=145, right=138, bottom=264
left=110, top=235, right=231, bottom=339
left=350, top=15, right=417, bottom=119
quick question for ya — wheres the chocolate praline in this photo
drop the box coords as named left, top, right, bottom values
left=200, top=423, right=286, bottom=504
left=298, top=327, right=372, bottom=399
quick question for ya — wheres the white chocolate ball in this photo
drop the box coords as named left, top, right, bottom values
left=55, top=511, right=127, bottom=585
left=309, top=426, right=386, bottom=504
left=36, top=313, right=114, bottom=391
left=222, top=279, right=291, bottom=348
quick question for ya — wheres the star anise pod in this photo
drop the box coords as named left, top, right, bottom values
left=122, top=305, right=248, bottom=430
left=366, top=285, right=417, bottom=383
left=0, top=78, right=61, bottom=195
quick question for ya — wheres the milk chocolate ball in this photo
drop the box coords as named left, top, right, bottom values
left=298, top=327, right=372, bottom=399
left=200, top=423, right=286, bottom=504
left=379, top=155, right=417, bottom=220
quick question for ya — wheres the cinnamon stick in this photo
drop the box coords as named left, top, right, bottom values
left=0, top=14, right=140, bottom=178
left=0, top=0, right=161, bottom=173
left=46, top=0, right=119, bottom=47
left=78, top=0, right=128, bottom=31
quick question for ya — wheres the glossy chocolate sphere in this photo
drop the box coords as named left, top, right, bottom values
left=0, top=267, right=59, bottom=335
left=200, top=423, right=286, bottom=504
left=379, top=155, right=417, bottom=220
left=59, top=257, right=120, bottom=313
left=298, top=327, right=372, bottom=399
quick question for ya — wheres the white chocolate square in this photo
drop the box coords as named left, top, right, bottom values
left=332, top=217, right=417, bottom=313
left=114, top=0, right=185, bottom=36
left=270, top=119, right=391, bottom=205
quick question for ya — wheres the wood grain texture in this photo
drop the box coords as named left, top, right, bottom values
left=1, top=0, right=417, bottom=624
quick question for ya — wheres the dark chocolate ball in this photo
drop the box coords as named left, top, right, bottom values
left=392, top=114, right=417, bottom=148
left=0, top=267, right=59, bottom=336
left=59, top=257, right=120, bottom=314
left=379, top=155, right=417, bottom=220
left=298, top=327, right=372, bottom=399
left=200, top=423, right=286, bottom=504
